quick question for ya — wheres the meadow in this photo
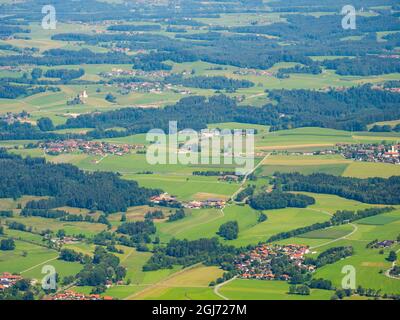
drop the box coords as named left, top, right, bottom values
left=219, top=279, right=333, bottom=300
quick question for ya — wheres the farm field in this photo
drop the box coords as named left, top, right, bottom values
left=129, top=265, right=222, bottom=300
left=219, top=279, right=333, bottom=300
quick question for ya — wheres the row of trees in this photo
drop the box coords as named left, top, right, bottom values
left=305, top=246, right=354, bottom=268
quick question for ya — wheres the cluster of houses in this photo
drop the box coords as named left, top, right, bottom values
left=0, top=273, right=23, bottom=291
left=371, top=84, right=400, bottom=94
left=278, top=143, right=400, bottom=165
left=67, top=90, right=89, bottom=105
left=150, top=193, right=226, bottom=209
left=337, top=143, right=400, bottom=164
left=40, top=139, right=143, bottom=157
left=49, top=236, right=80, bottom=246
left=115, top=80, right=168, bottom=95
left=235, top=244, right=314, bottom=281
left=0, top=111, right=30, bottom=125
left=150, top=193, right=179, bottom=206
left=233, top=69, right=273, bottom=77
left=368, top=239, right=396, bottom=249
left=184, top=198, right=226, bottom=209
left=101, top=68, right=170, bottom=79
left=50, top=290, right=113, bottom=301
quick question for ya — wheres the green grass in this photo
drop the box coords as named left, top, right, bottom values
left=312, top=240, right=400, bottom=295
left=298, top=224, right=355, bottom=239
left=7, top=215, right=107, bottom=237
left=357, top=213, right=400, bottom=226
left=261, top=164, right=348, bottom=176
left=343, top=162, right=400, bottom=178
left=220, top=279, right=333, bottom=300
left=0, top=240, right=58, bottom=276
left=126, top=174, right=238, bottom=201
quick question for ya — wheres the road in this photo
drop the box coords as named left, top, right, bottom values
left=230, top=152, right=270, bottom=203
left=213, top=276, right=237, bottom=300
left=307, top=208, right=359, bottom=250
left=385, top=248, right=400, bottom=280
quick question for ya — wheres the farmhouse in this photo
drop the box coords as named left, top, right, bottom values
left=150, top=193, right=177, bottom=204
left=50, top=290, right=112, bottom=300
left=0, top=272, right=23, bottom=290
left=184, top=198, right=226, bottom=209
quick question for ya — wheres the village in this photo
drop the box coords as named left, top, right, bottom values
left=0, top=272, right=24, bottom=291
left=235, top=244, right=314, bottom=281
left=150, top=193, right=226, bottom=209
left=40, top=139, right=144, bottom=157
left=337, top=143, right=400, bottom=164
left=0, top=111, right=30, bottom=125
left=100, top=67, right=170, bottom=79
left=49, top=290, right=113, bottom=301
left=279, top=143, right=400, bottom=165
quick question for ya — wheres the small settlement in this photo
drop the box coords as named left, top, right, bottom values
left=50, top=290, right=113, bottom=301
left=0, top=272, right=23, bottom=291
left=0, top=111, right=30, bottom=124
left=150, top=193, right=226, bottom=209
left=40, top=139, right=144, bottom=157
left=235, top=244, right=314, bottom=281
left=337, top=144, right=400, bottom=164
left=284, top=143, right=400, bottom=165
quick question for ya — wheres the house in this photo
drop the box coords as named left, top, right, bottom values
left=150, top=193, right=177, bottom=204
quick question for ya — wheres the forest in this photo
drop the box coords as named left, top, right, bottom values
left=249, top=191, right=315, bottom=210
left=275, top=172, right=400, bottom=205
left=0, top=150, right=160, bottom=213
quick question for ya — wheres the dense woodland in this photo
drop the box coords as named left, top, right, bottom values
left=0, top=150, right=160, bottom=213
left=249, top=191, right=315, bottom=210
left=275, top=172, right=400, bottom=204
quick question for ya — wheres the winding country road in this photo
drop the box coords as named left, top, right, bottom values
left=213, top=276, right=237, bottom=300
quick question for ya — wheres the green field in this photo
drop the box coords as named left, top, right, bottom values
left=219, top=279, right=334, bottom=300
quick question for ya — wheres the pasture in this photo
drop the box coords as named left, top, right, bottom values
left=219, top=279, right=333, bottom=300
